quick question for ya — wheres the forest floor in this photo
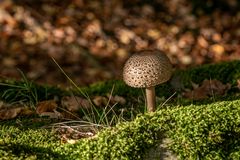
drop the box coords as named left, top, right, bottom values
left=0, top=1, right=240, bottom=159
left=0, top=60, right=240, bottom=159
left=0, top=0, right=239, bottom=87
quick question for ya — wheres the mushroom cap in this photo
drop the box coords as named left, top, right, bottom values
left=123, top=50, right=172, bottom=88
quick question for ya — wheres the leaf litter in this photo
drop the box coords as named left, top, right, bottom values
left=183, top=79, right=231, bottom=100
left=0, top=101, right=33, bottom=120
left=0, top=94, right=126, bottom=142
left=0, top=0, right=240, bottom=86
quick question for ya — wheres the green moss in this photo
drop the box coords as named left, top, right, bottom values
left=1, top=100, right=240, bottom=159
left=168, top=100, right=240, bottom=159
left=53, top=99, right=240, bottom=160
left=176, top=60, right=240, bottom=88
left=0, top=125, right=62, bottom=159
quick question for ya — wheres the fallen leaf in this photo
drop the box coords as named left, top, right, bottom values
left=183, top=88, right=208, bottom=100
left=211, top=44, right=225, bottom=56
left=116, top=28, right=135, bottom=44
left=61, top=96, right=92, bottom=112
left=36, top=100, right=57, bottom=114
left=183, top=79, right=231, bottom=100
left=197, top=36, right=209, bottom=48
left=115, top=48, right=129, bottom=61
left=93, top=95, right=126, bottom=107
left=201, top=79, right=230, bottom=96
left=57, top=125, right=95, bottom=143
left=0, top=107, right=23, bottom=120
left=212, top=33, right=222, bottom=42
left=93, top=96, right=108, bottom=107
left=147, top=29, right=160, bottom=40
left=110, top=95, right=126, bottom=105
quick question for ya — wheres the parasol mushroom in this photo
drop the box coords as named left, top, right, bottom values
left=123, top=50, right=172, bottom=112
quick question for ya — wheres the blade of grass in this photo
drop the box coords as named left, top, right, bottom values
left=51, top=57, right=89, bottom=99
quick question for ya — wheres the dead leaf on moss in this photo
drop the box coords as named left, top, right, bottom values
left=0, top=106, right=23, bottom=120
left=183, top=79, right=231, bottom=100
left=93, top=96, right=108, bottom=107
left=36, top=100, right=57, bottom=114
left=109, top=95, right=126, bottom=105
left=57, top=126, right=95, bottom=143
left=0, top=102, right=33, bottom=120
left=61, top=96, right=92, bottom=112
left=36, top=100, right=62, bottom=118
left=93, top=95, right=126, bottom=107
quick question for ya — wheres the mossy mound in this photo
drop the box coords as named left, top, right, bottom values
left=0, top=126, right=61, bottom=159
left=53, top=99, right=240, bottom=160
left=1, top=99, right=239, bottom=159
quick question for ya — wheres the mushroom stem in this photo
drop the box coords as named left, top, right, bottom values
left=146, top=86, right=156, bottom=112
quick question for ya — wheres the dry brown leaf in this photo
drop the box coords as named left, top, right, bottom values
left=61, top=96, right=92, bottom=112
left=115, top=48, right=129, bottom=61
left=93, top=96, right=108, bottom=107
left=183, top=88, right=208, bottom=100
left=210, top=44, right=225, bottom=56
left=183, top=79, right=231, bottom=100
left=0, top=107, right=23, bottom=120
left=147, top=29, right=160, bottom=40
left=116, top=28, right=135, bottom=44
left=110, top=95, right=126, bottom=105
left=93, top=95, right=126, bottom=107
left=212, top=33, right=222, bottom=42
left=36, top=100, right=57, bottom=114
left=202, top=79, right=230, bottom=95
left=197, top=36, right=209, bottom=48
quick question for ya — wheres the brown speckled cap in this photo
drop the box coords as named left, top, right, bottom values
left=123, top=50, right=172, bottom=88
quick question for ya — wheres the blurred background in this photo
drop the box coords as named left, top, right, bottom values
left=0, top=0, right=239, bottom=87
